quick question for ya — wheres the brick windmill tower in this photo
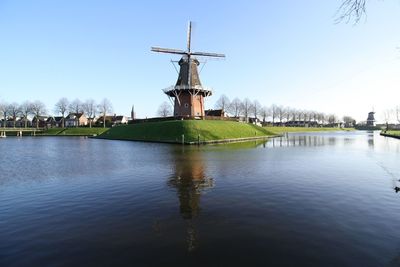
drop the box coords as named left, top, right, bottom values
left=151, top=22, right=225, bottom=118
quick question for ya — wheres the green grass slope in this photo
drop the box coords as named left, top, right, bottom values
left=98, top=120, right=275, bottom=143
left=386, top=131, right=400, bottom=137
left=381, top=130, right=400, bottom=139
left=41, top=127, right=109, bottom=136
left=41, top=128, right=65, bottom=135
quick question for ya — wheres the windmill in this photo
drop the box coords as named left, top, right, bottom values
left=366, top=110, right=375, bottom=126
left=151, top=21, right=225, bottom=118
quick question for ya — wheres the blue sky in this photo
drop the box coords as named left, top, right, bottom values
left=0, top=0, right=399, bottom=122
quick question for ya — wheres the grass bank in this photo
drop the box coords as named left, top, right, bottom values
left=40, top=127, right=109, bottom=136
left=264, top=126, right=354, bottom=135
left=97, top=120, right=276, bottom=144
left=381, top=130, right=400, bottom=139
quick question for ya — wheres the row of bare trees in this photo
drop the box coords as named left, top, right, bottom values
left=54, top=98, right=113, bottom=128
left=381, top=107, right=400, bottom=125
left=0, top=100, right=47, bottom=128
left=156, top=95, right=354, bottom=126
left=215, top=95, right=352, bottom=126
left=0, top=98, right=113, bottom=128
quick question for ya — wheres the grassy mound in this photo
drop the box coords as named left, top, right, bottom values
left=98, top=120, right=275, bottom=143
left=386, top=131, right=400, bottom=137
left=41, top=128, right=65, bottom=135
left=41, top=127, right=109, bottom=136
left=381, top=130, right=400, bottom=139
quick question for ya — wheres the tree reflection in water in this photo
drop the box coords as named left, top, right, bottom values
left=167, top=147, right=214, bottom=252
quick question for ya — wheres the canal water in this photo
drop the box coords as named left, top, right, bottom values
left=1, top=131, right=400, bottom=267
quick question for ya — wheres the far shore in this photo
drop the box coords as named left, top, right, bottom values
left=263, top=126, right=355, bottom=134
left=0, top=124, right=367, bottom=143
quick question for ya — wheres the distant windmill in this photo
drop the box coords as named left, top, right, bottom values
left=367, top=110, right=376, bottom=126
left=151, top=21, right=225, bottom=118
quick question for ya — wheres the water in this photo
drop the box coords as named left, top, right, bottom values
left=1, top=131, right=400, bottom=267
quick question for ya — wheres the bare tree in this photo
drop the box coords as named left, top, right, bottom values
left=215, top=95, right=230, bottom=111
left=382, top=109, right=393, bottom=130
left=31, top=100, right=47, bottom=128
left=69, top=99, right=82, bottom=128
left=343, top=116, right=356, bottom=127
left=299, top=110, right=306, bottom=123
left=285, top=107, right=292, bottom=122
left=396, top=106, right=400, bottom=124
left=304, top=110, right=311, bottom=123
left=260, top=106, right=270, bottom=124
left=336, top=0, right=367, bottom=23
left=68, top=98, right=82, bottom=114
left=55, top=97, right=69, bottom=128
left=328, top=114, right=338, bottom=125
left=20, top=101, right=32, bottom=128
left=7, top=103, right=21, bottom=128
left=0, top=101, right=7, bottom=128
left=250, top=100, right=262, bottom=119
left=228, top=98, right=242, bottom=117
left=277, top=105, right=286, bottom=123
left=318, top=113, right=327, bottom=125
left=310, top=111, right=317, bottom=122
left=241, top=98, right=252, bottom=122
left=292, top=109, right=300, bottom=121
left=157, top=101, right=172, bottom=117
left=98, top=98, right=113, bottom=128
left=270, top=104, right=278, bottom=125
left=82, top=99, right=97, bottom=128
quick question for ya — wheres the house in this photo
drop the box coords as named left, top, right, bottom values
left=17, top=116, right=31, bottom=128
left=6, top=118, right=15, bottom=128
left=46, top=117, right=56, bottom=128
left=97, top=115, right=128, bottom=126
left=45, top=117, right=64, bottom=128
left=32, top=116, right=48, bottom=128
left=65, top=113, right=88, bottom=127
left=231, top=116, right=247, bottom=123
left=114, top=115, right=128, bottom=124
left=205, top=109, right=227, bottom=117
left=87, top=116, right=98, bottom=126
left=54, top=116, right=65, bottom=128
left=285, top=120, right=320, bottom=127
left=376, top=123, right=400, bottom=130
left=96, top=116, right=112, bottom=127
left=249, top=117, right=262, bottom=127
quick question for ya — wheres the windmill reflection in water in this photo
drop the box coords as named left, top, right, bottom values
left=167, top=148, right=214, bottom=252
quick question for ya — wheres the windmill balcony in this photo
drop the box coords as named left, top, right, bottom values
left=163, top=85, right=213, bottom=94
